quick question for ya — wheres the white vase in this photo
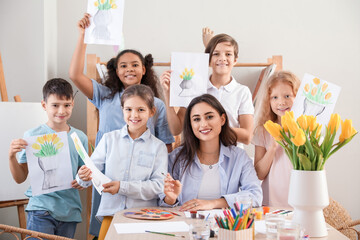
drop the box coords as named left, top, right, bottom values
left=288, top=170, right=329, bottom=237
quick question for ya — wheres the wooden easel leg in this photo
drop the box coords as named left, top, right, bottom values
left=17, top=204, right=26, bottom=240
left=87, top=186, right=94, bottom=240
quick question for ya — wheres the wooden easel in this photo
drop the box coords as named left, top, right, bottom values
left=0, top=52, right=27, bottom=240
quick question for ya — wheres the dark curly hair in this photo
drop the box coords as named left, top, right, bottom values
left=104, top=49, right=160, bottom=99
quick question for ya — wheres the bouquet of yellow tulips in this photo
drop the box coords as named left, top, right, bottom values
left=264, top=111, right=357, bottom=170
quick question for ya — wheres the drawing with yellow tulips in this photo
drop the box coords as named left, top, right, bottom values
left=303, top=77, right=332, bottom=105
left=264, top=111, right=357, bottom=170
left=94, top=0, right=117, bottom=10
left=32, top=133, right=64, bottom=158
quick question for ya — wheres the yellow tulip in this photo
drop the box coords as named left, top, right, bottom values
left=316, top=125, right=322, bottom=138
left=94, top=1, right=99, bottom=7
left=282, top=111, right=298, bottom=136
left=306, top=115, right=317, bottom=132
left=32, top=143, right=41, bottom=150
left=111, top=3, right=117, bottom=9
left=185, top=68, right=188, bottom=72
left=264, top=120, right=283, bottom=141
left=297, top=115, right=308, bottom=130
left=321, top=83, right=328, bottom=92
left=313, top=78, right=320, bottom=85
left=304, top=84, right=310, bottom=92
left=325, top=92, right=332, bottom=100
left=291, top=129, right=306, bottom=146
left=339, top=119, right=357, bottom=142
left=37, top=136, right=45, bottom=144
left=281, top=111, right=294, bottom=133
left=51, top=133, right=57, bottom=142
left=327, top=113, right=341, bottom=134
left=53, top=137, right=60, bottom=145
left=56, top=142, right=64, bottom=150
left=101, top=0, right=105, bottom=4
left=180, top=75, right=183, bottom=79
left=43, top=134, right=47, bottom=142
left=311, top=87, right=317, bottom=96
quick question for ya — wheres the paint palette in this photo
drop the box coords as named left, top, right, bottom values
left=124, top=208, right=174, bottom=220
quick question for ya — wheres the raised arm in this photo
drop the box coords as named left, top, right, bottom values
left=202, top=27, right=214, bottom=48
left=159, top=70, right=186, bottom=136
left=9, top=139, right=29, bottom=184
left=254, top=139, right=278, bottom=180
left=69, top=13, right=94, bottom=99
left=232, top=114, right=254, bottom=145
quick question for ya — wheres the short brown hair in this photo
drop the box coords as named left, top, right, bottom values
left=120, top=84, right=155, bottom=110
left=205, top=34, right=239, bottom=62
left=43, top=78, right=73, bottom=102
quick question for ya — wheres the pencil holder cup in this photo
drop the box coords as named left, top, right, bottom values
left=218, top=227, right=254, bottom=240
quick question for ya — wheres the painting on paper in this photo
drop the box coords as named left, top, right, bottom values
left=71, top=132, right=111, bottom=195
left=85, top=0, right=125, bottom=45
left=25, top=132, right=73, bottom=196
left=291, top=73, right=341, bottom=126
left=170, top=52, right=209, bottom=107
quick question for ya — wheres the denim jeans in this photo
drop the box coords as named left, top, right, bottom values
left=27, top=210, right=77, bottom=239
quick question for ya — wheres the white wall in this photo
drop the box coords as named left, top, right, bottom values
left=1, top=0, right=359, bottom=239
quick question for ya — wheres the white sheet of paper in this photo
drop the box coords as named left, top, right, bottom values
left=170, top=52, right=209, bottom=107
left=25, top=132, right=73, bottom=196
left=70, top=132, right=111, bottom=194
left=291, top=73, right=341, bottom=126
left=85, top=0, right=125, bottom=45
left=114, top=221, right=189, bottom=234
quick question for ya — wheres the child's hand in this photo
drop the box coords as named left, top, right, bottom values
left=78, top=165, right=92, bottom=181
left=202, top=27, right=214, bottom=47
left=9, top=139, right=27, bottom=159
left=71, top=179, right=84, bottom=190
left=102, top=181, right=120, bottom=195
left=78, top=13, right=91, bottom=34
left=164, top=173, right=182, bottom=205
left=160, top=70, right=172, bottom=100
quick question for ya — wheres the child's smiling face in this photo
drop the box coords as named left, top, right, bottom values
left=270, top=82, right=296, bottom=121
left=116, top=53, right=146, bottom=88
left=122, top=96, right=154, bottom=139
left=42, top=94, right=74, bottom=127
left=209, top=42, right=237, bottom=76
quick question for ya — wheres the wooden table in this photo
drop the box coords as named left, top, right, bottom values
left=105, top=207, right=349, bottom=240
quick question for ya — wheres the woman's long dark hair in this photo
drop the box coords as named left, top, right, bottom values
left=172, top=94, right=237, bottom=176
left=104, top=49, right=160, bottom=99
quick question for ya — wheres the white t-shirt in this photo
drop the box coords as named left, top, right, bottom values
left=207, top=76, right=254, bottom=148
left=197, top=163, right=221, bottom=200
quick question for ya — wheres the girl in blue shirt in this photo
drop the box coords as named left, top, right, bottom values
left=161, top=94, right=262, bottom=210
left=77, top=85, right=168, bottom=240
left=69, top=13, right=174, bottom=236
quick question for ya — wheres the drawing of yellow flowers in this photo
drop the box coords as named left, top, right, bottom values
left=180, top=68, right=195, bottom=81
left=94, top=0, right=116, bottom=10
left=303, top=78, right=333, bottom=105
left=32, top=133, right=64, bottom=158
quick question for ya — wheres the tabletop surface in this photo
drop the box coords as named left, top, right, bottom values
left=105, top=207, right=349, bottom=240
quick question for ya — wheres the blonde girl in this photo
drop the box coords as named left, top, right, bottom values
left=252, top=71, right=300, bottom=207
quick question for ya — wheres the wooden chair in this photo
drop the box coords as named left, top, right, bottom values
left=0, top=224, right=74, bottom=240
left=323, top=198, right=360, bottom=240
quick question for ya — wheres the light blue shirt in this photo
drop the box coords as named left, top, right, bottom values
left=90, top=79, right=174, bottom=145
left=19, top=124, right=88, bottom=222
left=159, top=143, right=263, bottom=208
left=77, top=125, right=168, bottom=218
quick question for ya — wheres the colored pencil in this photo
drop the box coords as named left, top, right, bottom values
left=167, top=210, right=181, bottom=216
left=145, top=230, right=185, bottom=238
